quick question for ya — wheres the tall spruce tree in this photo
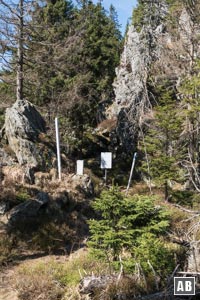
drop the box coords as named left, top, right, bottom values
left=179, top=61, right=200, bottom=190
left=140, top=87, right=183, bottom=200
left=24, top=0, right=75, bottom=106
left=66, top=1, right=121, bottom=126
left=1, top=0, right=121, bottom=154
left=22, top=0, right=121, bottom=151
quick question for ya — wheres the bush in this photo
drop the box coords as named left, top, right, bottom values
left=88, top=186, right=176, bottom=289
left=29, top=222, right=74, bottom=253
left=171, top=190, right=194, bottom=207
left=133, top=233, right=174, bottom=282
left=88, top=186, right=170, bottom=260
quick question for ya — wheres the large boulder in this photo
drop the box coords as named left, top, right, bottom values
left=2, top=100, right=53, bottom=168
left=80, top=275, right=114, bottom=295
left=7, top=192, right=49, bottom=227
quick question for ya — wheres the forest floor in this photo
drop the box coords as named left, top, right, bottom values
left=0, top=252, right=70, bottom=300
left=0, top=266, right=18, bottom=300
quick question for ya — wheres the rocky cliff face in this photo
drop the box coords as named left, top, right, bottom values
left=107, top=0, right=200, bottom=153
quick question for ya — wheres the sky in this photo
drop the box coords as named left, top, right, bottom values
left=74, top=0, right=138, bottom=35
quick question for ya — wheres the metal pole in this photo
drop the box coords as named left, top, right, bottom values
left=55, top=117, right=61, bottom=180
left=126, top=152, right=137, bottom=195
left=105, top=169, right=107, bottom=184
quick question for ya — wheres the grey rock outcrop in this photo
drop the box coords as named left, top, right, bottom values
left=80, top=275, right=115, bottom=295
left=107, top=1, right=200, bottom=153
left=8, top=200, right=44, bottom=226
left=106, top=21, right=160, bottom=152
left=112, top=0, right=169, bottom=115
left=111, top=26, right=150, bottom=116
left=0, top=147, right=17, bottom=166
left=109, top=25, right=151, bottom=152
left=72, top=174, right=94, bottom=196
left=7, top=192, right=49, bottom=227
left=0, top=201, right=9, bottom=215
left=2, top=100, right=53, bottom=168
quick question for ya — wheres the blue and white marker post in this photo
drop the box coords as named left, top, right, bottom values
left=55, top=117, right=61, bottom=180
left=101, top=152, right=112, bottom=184
left=126, top=152, right=137, bottom=195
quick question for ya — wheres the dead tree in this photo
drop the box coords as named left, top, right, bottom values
left=0, top=0, right=31, bottom=101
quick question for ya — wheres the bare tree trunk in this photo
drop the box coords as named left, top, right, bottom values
left=16, top=0, right=24, bottom=101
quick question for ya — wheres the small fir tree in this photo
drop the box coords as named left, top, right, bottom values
left=88, top=186, right=173, bottom=278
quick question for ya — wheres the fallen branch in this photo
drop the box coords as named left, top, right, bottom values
left=176, top=271, right=200, bottom=275
left=170, top=203, right=200, bottom=214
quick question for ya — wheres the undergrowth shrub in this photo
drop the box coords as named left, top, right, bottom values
left=88, top=186, right=178, bottom=291
left=0, top=234, right=17, bottom=266
left=29, top=222, right=74, bottom=253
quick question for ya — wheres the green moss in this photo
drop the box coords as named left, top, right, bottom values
left=16, top=191, right=30, bottom=202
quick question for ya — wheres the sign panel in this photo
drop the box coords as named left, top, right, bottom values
left=101, top=152, right=112, bottom=169
left=77, top=160, right=84, bottom=175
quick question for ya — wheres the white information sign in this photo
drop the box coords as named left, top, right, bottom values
left=77, top=160, right=84, bottom=175
left=101, top=152, right=112, bottom=169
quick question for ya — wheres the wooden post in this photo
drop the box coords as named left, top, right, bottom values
left=55, top=117, right=61, bottom=180
left=126, top=152, right=137, bottom=195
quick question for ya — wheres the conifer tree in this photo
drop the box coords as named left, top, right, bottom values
left=140, top=87, right=183, bottom=200
left=70, top=1, right=121, bottom=120
left=24, top=0, right=75, bottom=106
left=0, top=0, right=33, bottom=102
left=179, top=61, right=200, bottom=190
left=88, top=186, right=173, bottom=278
left=1, top=0, right=121, bottom=154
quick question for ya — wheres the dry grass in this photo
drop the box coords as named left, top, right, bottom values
left=62, top=286, right=87, bottom=300
left=14, top=249, right=108, bottom=300
left=89, top=275, right=148, bottom=300
left=0, top=234, right=17, bottom=267
left=15, top=259, right=66, bottom=300
left=14, top=254, right=148, bottom=300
